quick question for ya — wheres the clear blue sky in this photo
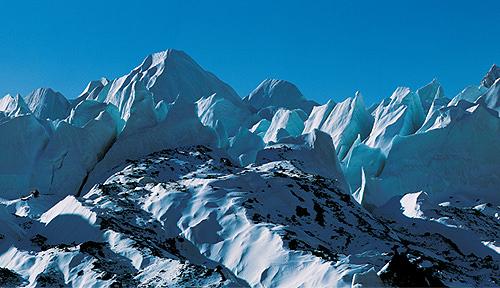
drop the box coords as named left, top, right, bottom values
left=0, top=0, right=498, bottom=104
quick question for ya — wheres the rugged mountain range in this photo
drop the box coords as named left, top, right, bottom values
left=0, top=49, right=498, bottom=287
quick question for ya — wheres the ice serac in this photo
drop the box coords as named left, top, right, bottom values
left=416, top=79, right=444, bottom=113
left=243, top=79, right=317, bottom=114
left=72, top=77, right=109, bottom=106
left=316, top=92, right=374, bottom=160
left=0, top=115, right=50, bottom=199
left=481, top=64, right=500, bottom=88
left=363, top=101, right=500, bottom=207
left=481, top=78, right=500, bottom=115
left=101, top=49, right=241, bottom=117
left=0, top=94, right=31, bottom=117
left=249, top=118, right=271, bottom=137
left=25, top=88, right=70, bottom=120
left=118, top=81, right=159, bottom=135
left=83, top=98, right=217, bottom=191
left=196, top=93, right=253, bottom=135
left=257, top=129, right=349, bottom=192
left=365, top=87, right=425, bottom=153
left=343, top=135, right=385, bottom=192
left=227, top=128, right=265, bottom=166
left=302, top=99, right=336, bottom=134
left=418, top=96, right=450, bottom=132
left=0, top=100, right=120, bottom=206
left=67, top=100, right=123, bottom=131
left=448, top=85, right=487, bottom=107
left=214, top=120, right=229, bottom=149
left=30, top=109, right=118, bottom=205
left=263, top=108, right=305, bottom=143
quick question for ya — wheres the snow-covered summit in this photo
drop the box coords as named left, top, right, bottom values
left=481, top=64, right=500, bottom=88
left=309, top=92, right=373, bottom=160
left=416, top=79, right=444, bottom=113
left=0, top=93, right=30, bottom=117
left=25, top=88, right=71, bottom=120
left=243, top=79, right=318, bottom=114
left=102, top=49, right=241, bottom=111
left=74, top=77, right=109, bottom=104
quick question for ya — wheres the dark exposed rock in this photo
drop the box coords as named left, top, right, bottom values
left=379, top=251, right=445, bottom=287
left=481, top=64, right=500, bottom=88
left=0, top=267, right=25, bottom=288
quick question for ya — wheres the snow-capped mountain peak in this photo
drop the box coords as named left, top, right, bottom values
left=481, top=63, right=500, bottom=88
left=25, top=87, right=70, bottom=120
left=243, top=78, right=318, bottom=114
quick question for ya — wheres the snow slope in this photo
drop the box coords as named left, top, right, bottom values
left=1, top=146, right=497, bottom=287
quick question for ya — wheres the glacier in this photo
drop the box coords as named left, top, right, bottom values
left=0, top=49, right=498, bottom=287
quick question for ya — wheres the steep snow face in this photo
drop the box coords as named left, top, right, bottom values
left=363, top=101, right=500, bottom=207
left=24, top=88, right=70, bottom=120
left=227, top=128, right=264, bottom=166
left=74, top=78, right=109, bottom=105
left=196, top=93, right=253, bottom=135
left=365, top=87, right=425, bottom=153
left=315, top=93, right=374, bottom=160
left=481, top=64, right=500, bottom=88
left=83, top=99, right=217, bottom=192
left=100, top=49, right=241, bottom=117
left=416, top=79, right=444, bottom=113
left=117, top=81, right=159, bottom=134
left=481, top=78, right=500, bottom=114
left=257, top=130, right=349, bottom=193
left=263, top=108, right=305, bottom=143
left=343, top=136, right=385, bottom=192
left=418, top=97, right=451, bottom=133
left=0, top=94, right=19, bottom=113
left=447, top=76, right=498, bottom=116
left=448, top=85, right=487, bottom=107
left=30, top=110, right=118, bottom=206
left=67, top=100, right=123, bottom=131
left=0, top=102, right=120, bottom=211
left=243, top=79, right=317, bottom=114
left=249, top=119, right=271, bottom=137
left=0, top=94, right=31, bottom=117
left=0, top=115, right=50, bottom=199
left=302, top=99, right=336, bottom=134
